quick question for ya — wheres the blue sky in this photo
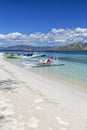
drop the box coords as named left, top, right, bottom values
left=0, top=0, right=87, bottom=46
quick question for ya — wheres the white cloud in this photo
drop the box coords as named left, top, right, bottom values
left=0, top=27, right=87, bottom=47
left=75, top=27, right=87, bottom=33
left=0, top=34, right=5, bottom=39
left=51, top=28, right=64, bottom=33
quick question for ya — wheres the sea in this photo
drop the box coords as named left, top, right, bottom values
left=1, top=50, right=87, bottom=88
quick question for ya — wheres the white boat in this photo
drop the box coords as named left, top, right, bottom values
left=30, top=54, right=46, bottom=58
left=21, top=53, right=46, bottom=59
left=35, top=61, right=65, bottom=67
left=23, top=58, right=65, bottom=67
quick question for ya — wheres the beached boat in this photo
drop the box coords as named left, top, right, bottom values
left=4, top=54, right=20, bottom=59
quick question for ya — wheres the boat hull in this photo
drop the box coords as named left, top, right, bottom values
left=33, top=63, right=65, bottom=67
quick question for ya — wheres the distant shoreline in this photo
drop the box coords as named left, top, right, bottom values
left=0, top=50, right=87, bottom=53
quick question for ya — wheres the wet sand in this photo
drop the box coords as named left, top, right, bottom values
left=0, top=53, right=87, bottom=130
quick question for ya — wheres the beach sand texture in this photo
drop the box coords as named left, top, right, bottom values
left=0, top=53, right=87, bottom=130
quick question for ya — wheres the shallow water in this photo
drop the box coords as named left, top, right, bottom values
left=28, top=51, right=87, bottom=87
left=1, top=51, right=87, bottom=87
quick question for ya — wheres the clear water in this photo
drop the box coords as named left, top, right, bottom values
left=1, top=51, right=87, bottom=87
left=29, top=52, right=87, bottom=87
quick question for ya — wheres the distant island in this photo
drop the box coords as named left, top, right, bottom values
left=0, top=43, right=87, bottom=51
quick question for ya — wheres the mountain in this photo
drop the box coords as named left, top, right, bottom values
left=0, top=45, right=53, bottom=51
left=2, top=45, right=34, bottom=51
left=0, top=43, right=87, bottom=51
left=49, top=43, right=87, bottom=51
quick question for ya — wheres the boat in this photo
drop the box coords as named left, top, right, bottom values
left=29, top=54, right=46, bottom=58
left=4, top=53, right=20, bottom=59
left=19, top=53, right=46, bottom=59
left=35, top=60, right=65, bottom=67
left=23, top=57, right=65, bottom=67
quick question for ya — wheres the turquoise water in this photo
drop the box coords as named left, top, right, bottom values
left=29, top=52, right=87, bottom=87
left=1, top=51, right=87, bottom=87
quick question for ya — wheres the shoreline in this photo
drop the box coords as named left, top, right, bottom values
left=0, top=53, right=87, bottom=130
left=29, top=67, right=87, bottom=93
left=4, top=53, right=87, bottom=93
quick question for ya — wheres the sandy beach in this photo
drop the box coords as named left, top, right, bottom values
left=0, top=53, right=87, bottom=130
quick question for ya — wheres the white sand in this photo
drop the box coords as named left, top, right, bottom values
left=0, top=53, right=87, bottom=130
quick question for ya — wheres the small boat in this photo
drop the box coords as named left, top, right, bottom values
left=4, top=54, right=20, bottom=59
left=23, top=58, right=65, bottom=67
left=30, top=54, right=46, bottom=58
left=34, top=58, right=64, bottom=67
left=21, top=53, right=46, bottom=59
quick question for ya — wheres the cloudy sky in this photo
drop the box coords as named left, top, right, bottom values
left=0, top=0, right=87, bottom=47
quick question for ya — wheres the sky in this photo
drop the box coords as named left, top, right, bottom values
left=0, top=0, right=87, bottom=47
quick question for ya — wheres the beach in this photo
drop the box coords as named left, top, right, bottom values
left=0, top=53, right=87, bottom=130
